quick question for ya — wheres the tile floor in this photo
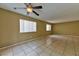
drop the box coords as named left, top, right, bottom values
left=0, top=35, right=79, bottom=56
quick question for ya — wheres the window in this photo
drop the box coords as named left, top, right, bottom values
left=46, top=24, right=51, bottom=31
left=20, top=19, right=36, bottom=33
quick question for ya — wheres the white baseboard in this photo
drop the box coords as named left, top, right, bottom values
left=0, top=35, right=48, bottom=51
left=63, top=34, right=79, bottom=37
left=0, top=34, right=79, bottom=50
left=52, top=34, right=79, bottom=37
left=0, top=38, right=36, bottom=50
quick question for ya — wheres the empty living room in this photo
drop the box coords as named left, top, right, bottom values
left=0, top=3, right=79, bottom=57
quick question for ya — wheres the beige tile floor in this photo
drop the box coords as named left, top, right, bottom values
left=0, top=35, right=79, bottom=56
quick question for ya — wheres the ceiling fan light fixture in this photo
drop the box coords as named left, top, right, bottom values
left=27, top=7, right=32, bottom=12
left=14, top=3, right=42, bottom=16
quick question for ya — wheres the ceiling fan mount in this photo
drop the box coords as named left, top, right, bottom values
left=14, top=3, right=43, bottom=16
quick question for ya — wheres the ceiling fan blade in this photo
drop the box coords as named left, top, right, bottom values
left=24, top=3, right=32, bottom=7
left=24, top=3, right=29, bottom=7
left=14, top=7, right=26, bottom=9
left=32, top=10, right=39, bottom=16
left=32, top=6, right=42, bottom=9
left=29, top=3, right=31, bottom=5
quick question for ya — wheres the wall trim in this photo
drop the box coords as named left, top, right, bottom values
left=63, top=34, right=79, bottom=37
left=1, top=34, right=79, bottom=51
left=0, top=38, right=34, bottom=50
left=0, top=35, right=47, bottom=51
left=52, top=34, right=79, bottom=37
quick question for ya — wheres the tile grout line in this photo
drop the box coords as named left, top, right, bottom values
left=29, top=41, right=46, bottom=56
left=9, top=38, right=43, bottom=56
left=9, top=36, right=58, bottom=55
left=49, top=40, right=59, bottom=56
left=9, top=48, right=14, bottom=56
left=11, top=47, right=15, bottom=56
left=21, top=44, right=40, bottom=56
left=71, top=38, right=75, bottom=56
left=20, top=47, right=27, bottom=56
left=72, top=37, right=77, bottom=56
left=62, top=39, right=67, bottom=56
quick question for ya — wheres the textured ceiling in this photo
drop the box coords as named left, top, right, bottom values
left=0, top=3, right=79, bottom=23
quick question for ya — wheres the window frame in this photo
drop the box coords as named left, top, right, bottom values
left=19, top=19, right=37, bottom=33
left=46, top=24, right=51, bottom=31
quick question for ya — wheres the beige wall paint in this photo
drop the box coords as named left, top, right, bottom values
left=0, top=8, right=52, bottom=48
left=53, top=21, right=79, bottom=35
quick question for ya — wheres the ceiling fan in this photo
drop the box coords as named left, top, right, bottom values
left=14, top=3, right=43, bottom=16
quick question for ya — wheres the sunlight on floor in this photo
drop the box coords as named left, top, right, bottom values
left=0, top=35, right=79, bottom=56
